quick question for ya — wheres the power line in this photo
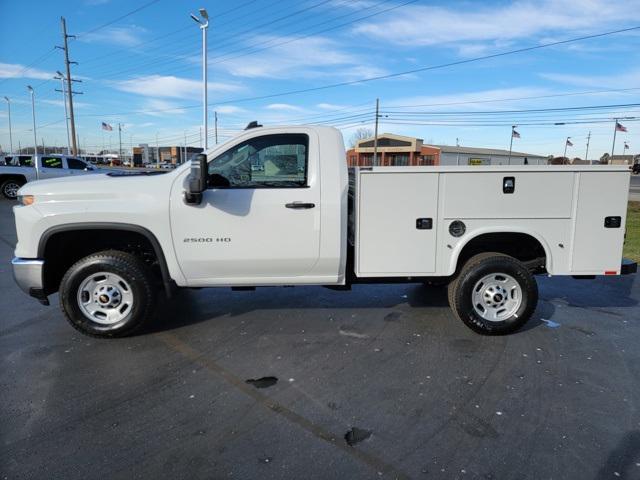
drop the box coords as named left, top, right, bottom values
left=0, top=48, right=57, bottom=87
left=207, top=0, right=419, bottom=66
left=205, top=25, right=640, bottom=105
left=384, top=87, right=640, bottom=109
left=77, top=0, right=163, bottom=37
left=381, top=102, right=640, bottom=116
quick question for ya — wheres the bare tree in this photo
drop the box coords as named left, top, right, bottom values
left=348, top=128, right=374, bottom=148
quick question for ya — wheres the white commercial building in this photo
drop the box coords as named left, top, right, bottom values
left=437, top=145, right=547, bottom=166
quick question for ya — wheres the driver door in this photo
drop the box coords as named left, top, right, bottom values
left=169, top=132, right=321, bottom=284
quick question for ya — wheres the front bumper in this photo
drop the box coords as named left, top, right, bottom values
left=11, top=257, right=49, bottom=305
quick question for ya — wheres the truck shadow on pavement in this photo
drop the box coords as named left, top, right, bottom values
left=145, top=283, right=453, bottom=335
left=142, top=274, right=637, bottom=336
left=594, top=430, right=640, bottom=480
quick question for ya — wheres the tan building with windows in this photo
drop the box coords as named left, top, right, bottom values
left=346, top=133, right=440, bottom=167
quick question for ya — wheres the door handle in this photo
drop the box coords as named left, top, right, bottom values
left=285, top=202, right=315, bottom=209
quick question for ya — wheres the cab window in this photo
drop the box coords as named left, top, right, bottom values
left=208, top=133, right=308, bottom=188
left=41, top=156, right=63, bottom=168
left=67, top=158, right=88, bottom=170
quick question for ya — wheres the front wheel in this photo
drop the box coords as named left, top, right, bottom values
left=1, top=178, right=24, bottom=199
left=448, top=253, right=538, bottom=335
left=59, top=250, right=156, bottom=338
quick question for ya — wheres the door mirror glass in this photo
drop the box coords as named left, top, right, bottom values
left=185, top=153, right=208, bottom=205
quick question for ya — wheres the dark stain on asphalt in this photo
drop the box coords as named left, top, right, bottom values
left=327, top=401, right=339, bottom=410
left=570, top=326, right=596, bottom=336
left=458, top=415, right=499, bottom=439
left=245, top=376, right=278, bottom=389
left=384, top=311, right=402, bottom=322
left=345, top=427, right=372, bottom=446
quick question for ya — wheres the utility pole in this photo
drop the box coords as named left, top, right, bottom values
left=60, top=17, right=80, bottom=155
left=214, top=111, right=218, bottom=145
left=373, top=98, right=379, bottom=166
left=3, top=97, right=12, bottom=153
left=585, top=131, right=591, bottom=165
left=199, top=127, right=202, bottom=148
left=42, top=138, right=45, bottom=155
left=456, top=137, right=460, bottom=166
left=156, top=132, right=159, bottom=165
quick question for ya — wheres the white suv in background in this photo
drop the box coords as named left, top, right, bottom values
left=0, top=154, right=98, bottom=199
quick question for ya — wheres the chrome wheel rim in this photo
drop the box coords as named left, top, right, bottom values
left=4, top=181, right=20, bottom=198
left=472, top=273, right=522, bottom=322
left=77, top=272, right=134, bottom=325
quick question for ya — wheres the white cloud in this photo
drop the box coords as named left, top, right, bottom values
left=219, top=35, right=386, bottom=80
left=213, top=105, right=247, bottom=115
left=265, top=103, right=304, bottom=111
left=113, top=75, right=243, bottom=100
left=317, top=103, right=349, bottom=110
left=80, top=25, right=147, bottom=47
left=352, top=0, right=640, bottom=47
left=141, top=99, right=188, bottom=117
left=0, top=62, right=53, bottom=80
left=539, top=69, right=640, bottom=89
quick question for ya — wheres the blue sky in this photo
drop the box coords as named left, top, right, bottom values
left=0, top=0, right=639, bottom=158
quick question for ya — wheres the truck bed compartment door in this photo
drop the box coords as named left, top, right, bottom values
left=571, top=171, right=629, bottom=274
left=356, top=172, right=439, bottom=276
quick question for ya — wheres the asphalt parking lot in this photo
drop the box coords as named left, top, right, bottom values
left=1, top=198, right=639, bottom=480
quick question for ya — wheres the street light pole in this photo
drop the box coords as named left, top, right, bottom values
left=3, top=96, right=12, bottom=153
left=585, top=131, right=591, bottom=165
left=27, top=86, right=39, bottom=179
left=191, top=8, right=209, bottom=151
left=54, top=71, right=71, bottom=154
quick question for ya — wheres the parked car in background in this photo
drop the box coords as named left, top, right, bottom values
left=0, top=154, right=97, bottom=199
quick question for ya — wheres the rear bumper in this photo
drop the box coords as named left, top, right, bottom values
left=11, top=257, right=49, bottom=305
left=621, top=258, right=637, bottom=275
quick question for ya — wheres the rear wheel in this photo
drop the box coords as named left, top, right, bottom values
left=448, top=252, right=538, bottom=335
left=1, top=178, right=24, bottom=199
left=59, top=250, right=156, bottom=338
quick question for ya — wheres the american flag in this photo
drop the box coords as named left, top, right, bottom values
left=512, top=129, right=521, bottom=139
left=566, top=138, right=573, bottom=147
left=101, top=122, right=113, bottom=131
left=615, top=121, right=628, bottom=132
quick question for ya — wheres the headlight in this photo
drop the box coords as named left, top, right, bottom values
left=18, top=195, right=35, bottom=206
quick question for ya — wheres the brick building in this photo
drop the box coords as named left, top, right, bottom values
left=346, top=133, right=440, bottom=167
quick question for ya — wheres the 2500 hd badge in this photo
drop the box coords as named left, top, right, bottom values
left=183, top=237, right=231, bottom=243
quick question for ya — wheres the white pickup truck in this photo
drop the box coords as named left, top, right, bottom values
left=11, top=125, right=636, bottom=337
left=1, top=154, right=97, bottom=199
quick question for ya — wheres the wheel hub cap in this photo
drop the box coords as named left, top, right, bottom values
left=77, top=272, right=134, bottom=325
left=472, top=273, right=523, bottom=322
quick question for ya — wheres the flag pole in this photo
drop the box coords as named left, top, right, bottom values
left=508, top=125, right=515, bottom=165
left=563, top=137, right=571, bottom=161
left=611, top=118, right=618, bottom=159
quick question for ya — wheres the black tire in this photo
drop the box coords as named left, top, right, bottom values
left=59, top=250, right=156, bottom=338
left=1, top=177, right=24, bottom=199
left=448, top=252, right=538, bottom=335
